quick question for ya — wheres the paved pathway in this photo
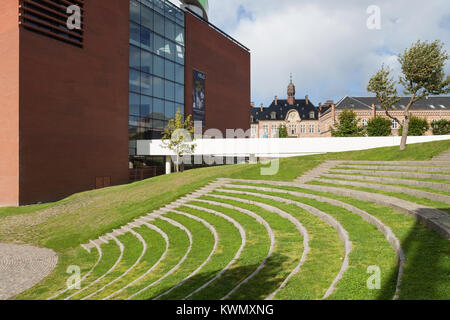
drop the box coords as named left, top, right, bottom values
left=433, top=149, right=450, bottom=161
left=0, top=243, right=58, bottom=300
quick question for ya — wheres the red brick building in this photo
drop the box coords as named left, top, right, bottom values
left=0, top=0, right=250, bottom=206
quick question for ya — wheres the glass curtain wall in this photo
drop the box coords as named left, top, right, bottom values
left=129, top=0, right=185, bottom=160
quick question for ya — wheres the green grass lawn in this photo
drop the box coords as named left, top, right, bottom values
left=2, top=139, right=449, bottom=300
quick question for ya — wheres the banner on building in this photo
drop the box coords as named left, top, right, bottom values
left=193, top=70, right=206, bottom=124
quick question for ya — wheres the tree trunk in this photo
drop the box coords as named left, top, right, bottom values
left=175, top=155, right=180, bottom=172
left=400, top=111, right=410, bottom=151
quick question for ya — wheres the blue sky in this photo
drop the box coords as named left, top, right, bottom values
left=171, top=0, right=450, bottom=107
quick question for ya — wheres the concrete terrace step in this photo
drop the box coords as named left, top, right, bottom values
left=321, top=173, right=450, bottom=192
left=218, top=178, right=450, bottom=239
left=315, top=178, right=450, bottom=205
left=294, top=161, right=343, bottom=184
left=432, top=149, right=450, bottom=161
left=330, top=169, right=450, bottom=181
left=343, top=160, right=450, bottom=166
left=338, top=165, right=450, bottom=173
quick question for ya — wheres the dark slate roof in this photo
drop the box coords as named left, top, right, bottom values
left=251, top=99, right=319, bottom=123
left=335, top=96, right=450, bottom=111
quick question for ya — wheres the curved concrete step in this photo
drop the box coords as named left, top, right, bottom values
left=300, top=184, right=450, bottom=239
left=127, top=216, right=193, bottom=300
left=181, top=204, right=247, bottom=300
left=217, top=178, right=450, bottom=239
left=343, top=160, right=450, bottom=167
left=339, top=165, right=450, bottom=173
left=154, top=209, right=219, bottom=300
left=105, top=223, right=170, bottom=300
left=48, top=241, right=102, bottom=300
left=321, top=173, right=450, bottom=192
left=66, top=236, right=124, bottom=300
left=215, top=189, right=351, bottom=300
left=83, top=228, right=147, bottom=300
left=330, top=169, right=450, bottom=181
left=194, top=199, right=276, bottom=300
left=222, top=183, right=406, bottom=299
left=316, top=178, right=450, bottom=205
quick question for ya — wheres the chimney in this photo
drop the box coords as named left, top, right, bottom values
left=319, top=102, right=322, bottom=112
left=372, top=104, right=376, bottom=118
left=305, top=95, right=309, bottom=105
left=260, top=103, right=263, bottom=112
left=332, top=104, right=336, bottom=122
left=274, top=96, right=278, bottom=106
left=251, top=102, right=255, bottom=108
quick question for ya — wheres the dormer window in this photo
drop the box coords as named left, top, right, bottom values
left=309, top=111, right=315, bottom=119
left=270, top=112, right=277, bottom=120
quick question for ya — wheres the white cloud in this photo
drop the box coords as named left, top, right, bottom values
left=170, top=0, right=450, bottom=106
left=207, top=0, right=450, bottom=106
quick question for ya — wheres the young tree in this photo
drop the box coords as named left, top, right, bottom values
left=399, top=116, right=430, bottom=136
left=432, top=119, right=450, bottom=135
left=366, top=116, right=392, bottom=136
left=331, top=109, right=365, bottom=137
left=367, top=65, right=401, bottom=127
left=369, top=40, right=450, bottom=150
left=278, top=124, right=288, bottom=138
left=161, top=108, right=196, bottom=173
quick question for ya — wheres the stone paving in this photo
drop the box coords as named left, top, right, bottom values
left=0, top=243, right=58, bottom=300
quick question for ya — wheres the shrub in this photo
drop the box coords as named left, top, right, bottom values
left=399, top=116, right=430, bottom=136
left=366, top=116, right=392, bottom=136
left=432, top=119, right=450, bottom=135
left=331, top=109, right=365, bottom=137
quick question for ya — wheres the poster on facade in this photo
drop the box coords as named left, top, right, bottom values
left=193, top=70, right=206, bottom=124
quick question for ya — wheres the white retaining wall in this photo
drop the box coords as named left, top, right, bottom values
left=137, top=136, right=450, bottom=158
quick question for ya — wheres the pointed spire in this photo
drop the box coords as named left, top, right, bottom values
left=290, top=72, right=293, bottom=83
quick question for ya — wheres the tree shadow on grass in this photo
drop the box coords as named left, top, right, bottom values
left=148, top=253, right=290, bottom=301
left=378, top=214, right=450, bottom=300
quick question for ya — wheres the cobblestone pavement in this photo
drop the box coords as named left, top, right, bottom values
left=0, top=243, right=58, bottom=300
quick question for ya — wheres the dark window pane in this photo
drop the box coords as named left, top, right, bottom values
left=153, top=98, right=165, bottom=120
left=141, top=95, right=152, bottom=118
left=175, top=64, right=184, bottom=84
left=129, top=69, right=140, bottom=93
left=130, top=22, right=140, bottom=46
left=130, top=0, right=140, bottom=23
left=153, top=0, right=164, bottom=15
left=141, top=50, right=152, bottom=74
left=140, top=27, right=152, bottom=51
left=154, top=34, right=165, bottom=56
left=165, top=19, right=175, bottom=41
left=141, top=73, right=152, bottom=96
left=165, top=60, right=174, bottom=81
left=175, top=44, right=184, bottom=64
left=129, top=93, right=140, bottom=116
left=130, top=46, right=140, bottom=69
left=175, top=25, right=184, bottom=45
left=175, top=83, right=184, bottom=104
left=165, top=40, right=175, bottom=61
left=165, top=80, right=175, bottom=101
left=141, top=5, right=153, bottom=29
left=165, top=101, right=175, bottom=120
left=153, top=76, right=164, bottom=98
left=153, top=55, right=164, bottom=77
left=154, top=12, right=164, bottom=35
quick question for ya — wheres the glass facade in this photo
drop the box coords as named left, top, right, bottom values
left=129, top=0, right=185, bottom=157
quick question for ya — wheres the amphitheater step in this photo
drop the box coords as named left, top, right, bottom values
left=315, top=178, right=450, bottom=205
left=330, top=169, right=450, bottom=181
left=338, top=165, right=450, bottom=173
left=432, top=149, right=450, bottom=161
left=321, top=173, right=450, bottom=192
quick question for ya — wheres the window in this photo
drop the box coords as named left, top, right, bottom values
left=251, top=126, right=257, bottom=137
left=309, top=124, right=315, bottom=133
left=263, top=125, right=269, bottom=135
left=289, top=125, right=297, bottom=136
left=271, top=125, right=278, bottom=137
left=141, top=50, right=152, bottom=74
left=392, top=119, right=398, bottom=129
left=130, top=46, right=140, bottom=70
left=141, top=73, right=152, bottom=96
left=270, top=112, right=277, bottom=120
left=362, top=119, right=368, bottom=127
left=309, top=111, right=315, bottom=119
left=300, top=124, right=306, bottom=133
